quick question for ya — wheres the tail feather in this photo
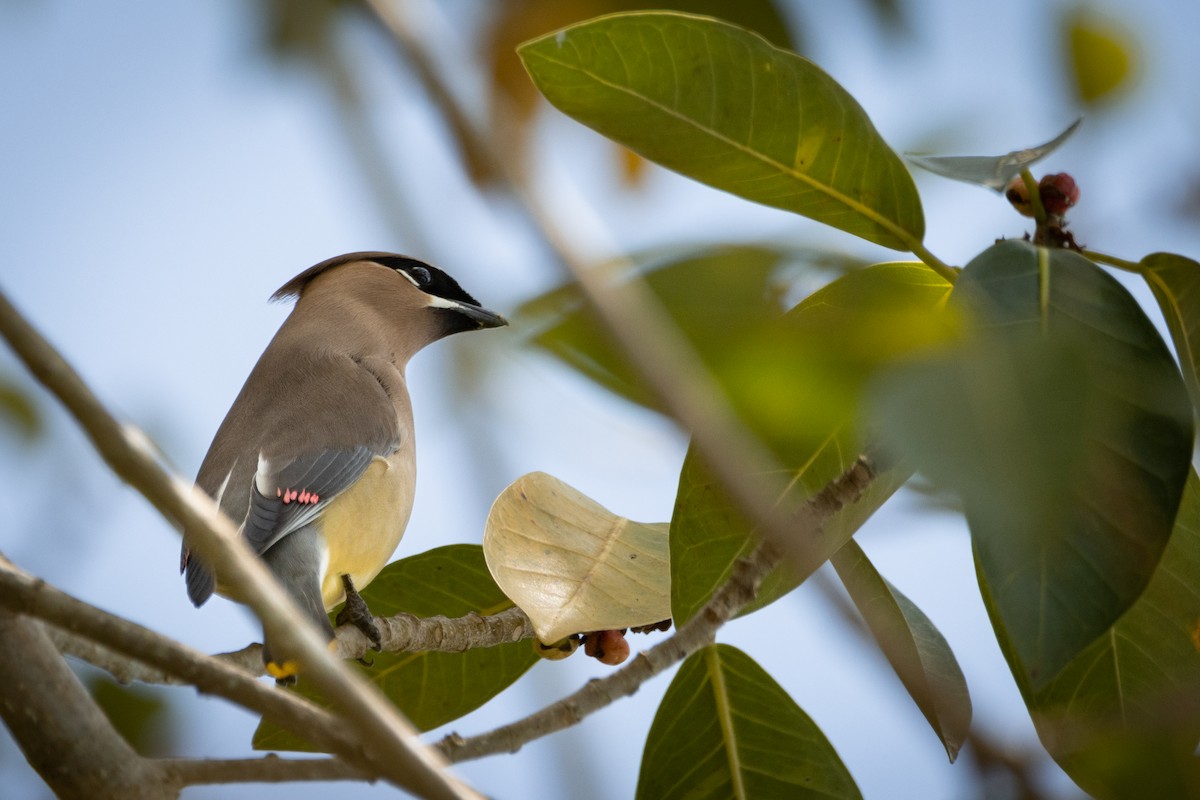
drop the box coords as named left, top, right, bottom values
left=182, top=547, right=216, bottom=607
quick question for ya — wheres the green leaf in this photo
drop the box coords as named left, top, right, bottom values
left=1141, top=252, right=1200, bottom=417
left=829, top=540, right=971, bottom=762
left=88, top=676, right=172, bottom=756
left=671, top=262, right=954, bottom=624
left=672, top=437, right=910, bottom=627
left=636, top=644, right=860, bottom=800
left=1027, top=468, right=1200, bottom=797
left=0, top=377, right=42, bottom=440
left=489, top=0, right=799, bottom=124
left=253, top=545, right=537, bottom=752
left=518, top=12, right=924, bottom=250
left=873, top=239, right=1193, bottom=689
left=518, top=245, right=792, bottom=413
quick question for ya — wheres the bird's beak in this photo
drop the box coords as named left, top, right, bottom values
left=453, top=301, right=508, bottom=330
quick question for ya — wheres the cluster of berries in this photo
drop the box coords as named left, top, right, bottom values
left=1004, top=173, right=1080, bottom=217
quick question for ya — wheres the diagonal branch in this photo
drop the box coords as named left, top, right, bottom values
left=362, top=1, right=895, bottom=760
left=0, top=286, right=479, bottom=800
left=364, top=0, right=864, bottom=582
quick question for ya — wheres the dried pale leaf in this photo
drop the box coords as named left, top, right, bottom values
left=484, top=472, right=670, bottom=642
left=906, top=119, right=1081, bottom=191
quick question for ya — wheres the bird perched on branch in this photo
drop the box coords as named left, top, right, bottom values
left=180, top=252, right=506, bottom=682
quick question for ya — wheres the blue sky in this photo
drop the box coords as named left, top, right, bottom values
left=2, top=1, right=1198, bottom=798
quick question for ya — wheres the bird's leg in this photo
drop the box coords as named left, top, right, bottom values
left=335, top=574, right=382, bottom=653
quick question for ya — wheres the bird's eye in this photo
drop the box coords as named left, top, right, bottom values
left=408, top=266, right=432, bottom=285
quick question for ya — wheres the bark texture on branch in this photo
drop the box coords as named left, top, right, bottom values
left=0, top=611, right=177, bottom=800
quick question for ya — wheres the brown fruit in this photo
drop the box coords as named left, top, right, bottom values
left=1039, top=173, right=1080, bottom=215
left=1005, top=176, right=1035, bottom=217
left=583, top=629, right=630, bottom=666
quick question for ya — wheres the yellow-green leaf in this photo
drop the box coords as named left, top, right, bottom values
left=671, top=262, right=955, bottom=624
left=518, top=245, right=793, bottom=414
left=253, top=545, right=536, bottom=752
left=88, top=676, right=173, bottom=756
left=1064, top=5, right=1136, bottom=105
left=518, top=12, right=924, bottom=249
left=637, top=644, right=860, bottom=799
left=0, top=377, right=42, bottom=441
left=1141, top=252, right=1200, bottom=416
left=830, top=540, right=971, bottom=762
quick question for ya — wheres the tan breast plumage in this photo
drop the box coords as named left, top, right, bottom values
left=316, top=448, right=415, bottom=608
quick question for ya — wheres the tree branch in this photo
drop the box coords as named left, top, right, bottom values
left=56, top=604, right=533, bottom=684
left=335, top=606, right=534, bottom=661
left=357, top=5, right=897, bottom=763
left=0, top=553, right=376, bottom=765
left=0, top=609, right=174, bottom=799
left=0, top=532, right=529, bottom=686
left=438, top=455, right=877, bottom=761
left=0, top=286, right=479, bottom=800
left=159, top=755, right=363, bottom=786
left=364, top=0, right=873, bottom=585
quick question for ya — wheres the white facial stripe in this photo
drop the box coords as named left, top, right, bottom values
left=424, top=293, right=465, bottom=311
left=394, top=267, right=475, bottom=313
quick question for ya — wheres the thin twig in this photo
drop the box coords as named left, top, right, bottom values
left=159, top=755, right=364, bottom=786
left=439, top=455, right=877, bottom=761
left=0, top=285, right=479, bottom=800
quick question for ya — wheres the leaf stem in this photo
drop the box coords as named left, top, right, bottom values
left=1020, top=168, right=1047, bottom=225
left=908, top=240, right=959, bottom=284
left=1082, top=248, right=1143, bottom=274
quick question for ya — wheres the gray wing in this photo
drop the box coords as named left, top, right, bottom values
left=241, top=446, right=376, bottom=555
left=182, top=346, right=404, bottom=607
left=183, top=446, right=378, bottom=606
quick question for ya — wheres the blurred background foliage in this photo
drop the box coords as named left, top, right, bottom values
left=0, top=1, right=1194, bottom=799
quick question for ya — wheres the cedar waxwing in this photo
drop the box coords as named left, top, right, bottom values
left=180, top=252, right=506, bottom=682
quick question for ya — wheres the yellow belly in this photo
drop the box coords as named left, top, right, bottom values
left=317, top=453, right=415, bottom=608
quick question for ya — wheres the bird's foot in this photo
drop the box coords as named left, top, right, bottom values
left=335, top=574, right=382, bottom=651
